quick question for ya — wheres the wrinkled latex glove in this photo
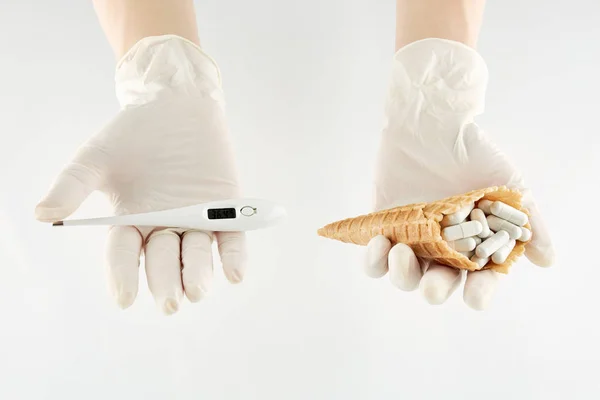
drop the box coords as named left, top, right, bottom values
left=35, top=35, right=245, bottom=315
left=365, top=39, right=555, bottom=310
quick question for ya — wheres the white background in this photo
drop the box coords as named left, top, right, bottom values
left=1, top=1, right=599, bottom=399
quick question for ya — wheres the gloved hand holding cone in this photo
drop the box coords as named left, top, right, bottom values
left=318, top=186, right=531, bottom=274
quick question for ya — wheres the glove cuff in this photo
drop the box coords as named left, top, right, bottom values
left=388, top=38, right=489, bottom=124
left=115, top=35, right=222, bottom=108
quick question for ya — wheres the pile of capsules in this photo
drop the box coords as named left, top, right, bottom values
left=441, top=200, right=531, bottom=269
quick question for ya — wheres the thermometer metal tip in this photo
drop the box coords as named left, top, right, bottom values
left=53, top=221, right=64, bottom=226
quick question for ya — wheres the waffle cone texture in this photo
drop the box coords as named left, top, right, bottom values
left=317, top=186, right=531, bottom=274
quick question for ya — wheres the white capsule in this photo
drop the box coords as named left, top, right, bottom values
left=479, top=230, right=494, bottom=239
left=460, top=250, right=475, bottom=258
left=486, top=215, right=522, bottom=240
left=470, top=255, right=490, bottom=269
left=442, top=203, right=475, bottom=227
left=473, top=236, right=482, bottom=245
left=448, top=237, right=477, bottom=251
left=491, top=239, right=516, bottom=264
left=440, top=216, right=466, bottom=228
left=490, top=201, right=528, bottom=226
left=442, top=221, right=483, bottom=241
left=477, top=199, right=493, bottom=214
left=518, top=227, right=532, bottom=242
left=470, top=208, right=491, bottom=238
left=475, top=230, right=510, bottom=259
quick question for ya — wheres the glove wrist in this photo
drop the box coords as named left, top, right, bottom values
left=115, top=35, right=222, bottom=108
left=387, top=38, right=489, bottom=125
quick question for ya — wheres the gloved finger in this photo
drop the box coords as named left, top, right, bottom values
left=145, top=230, right=184, bottom=315
left=35, top=143, right=109, bottom=222
left=419, top=263, right=462, bottom=305
left=181, top=231, right=213, bottom=303
left=364, top=235, right=391, bottom=278
left=105, top=226, right=142, bottom=309
left=524, top=203, right=555, bottom=268
left=215, top=232, right=247, bottom=284
left=463, top=269, right=500, bottom=311
left=388, top=243, right=422, bottom=291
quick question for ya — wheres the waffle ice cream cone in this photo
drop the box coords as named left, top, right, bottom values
left=317, top=186, right=531, bottom=273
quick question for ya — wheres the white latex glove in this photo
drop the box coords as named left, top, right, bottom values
left=35, top=35, right=246, bottom=315
left=366, top=39, right=555, bottom=310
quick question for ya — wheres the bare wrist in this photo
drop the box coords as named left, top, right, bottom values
left=93, top=0, right=200, bottom=59
left=395, top=0, right=485, bottom=51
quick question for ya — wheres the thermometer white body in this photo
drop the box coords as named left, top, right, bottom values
left=53, top=198, right=286, bottom=232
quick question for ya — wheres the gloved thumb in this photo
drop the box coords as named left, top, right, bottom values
left=520, top=188, right=556, bottom=267
left=35, top=144, right=108, bottom=222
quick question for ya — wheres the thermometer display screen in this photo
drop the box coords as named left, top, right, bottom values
left=207, top=208, right=237, bottom=220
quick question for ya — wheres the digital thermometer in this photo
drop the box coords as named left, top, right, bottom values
left=52, top=198, right=286, bottom=232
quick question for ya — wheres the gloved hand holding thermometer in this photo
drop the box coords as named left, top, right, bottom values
left=364, top=0, right=555, bottom=310
left=35, top=0, right=257, bottom=315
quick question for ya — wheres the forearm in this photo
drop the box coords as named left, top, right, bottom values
left=395, top=0, right=485, bottom=50
left=93, top=0, right=200, bottom=59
